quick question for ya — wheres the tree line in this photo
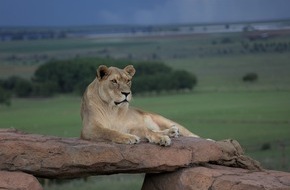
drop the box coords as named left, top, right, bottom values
left=0, top=58, right=197, bottom=105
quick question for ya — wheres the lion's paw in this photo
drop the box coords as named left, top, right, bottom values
left=147, top=134, right=171, bottom=146
left=158, top=135, right=171, bottom=146
left=122, top=134, right=140, bottom=144
left=168, top=125, right=179, bottom=138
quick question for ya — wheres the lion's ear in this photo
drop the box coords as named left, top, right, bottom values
left=124, top=65, right=135, bottom=77
left=97, top=65, right=109, bottom=80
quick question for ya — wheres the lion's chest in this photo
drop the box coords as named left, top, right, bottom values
left=105, top=110, right=146, bottom=133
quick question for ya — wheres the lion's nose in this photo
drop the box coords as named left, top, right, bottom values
left=121, top=92, right=130, bottom=97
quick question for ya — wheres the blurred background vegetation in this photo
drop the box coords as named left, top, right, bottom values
left=0, top=21, right=290, bottom=189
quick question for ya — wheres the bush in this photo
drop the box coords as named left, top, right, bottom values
left=32, top=81, right=58, bottom=97
left=1, top=76, right=57, bottom=98
left=14, top=79, right=33, bottom=97
left=2, top=76, right=33, bottom=97
left=261, top=143, right=271, bottom=151
left=2, top=76, right=23, bottom=91
left=243, top=73, right=258, bottom=82
left=170, top=70, right=197, bottom=90
left=1, top=58, right=198, bottom=99
left=0, top=86, right=11, bottom=106
left=33, top=58, right=99, bottom=94
left=33, top=58, right=198, bottom=95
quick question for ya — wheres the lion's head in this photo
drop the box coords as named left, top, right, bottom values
left=96, top=65, right=135, bottom=108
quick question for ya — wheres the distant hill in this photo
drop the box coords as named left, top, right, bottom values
left=1, top=19, right=290, bottom=41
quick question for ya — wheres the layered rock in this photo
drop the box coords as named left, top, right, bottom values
left=0, top=129, right=260, bottom=179
left=0, top=171, right=43, bottom=190
left=1, top=129, right=290, bottom=190
left=142, top=164, right=290, bottom=190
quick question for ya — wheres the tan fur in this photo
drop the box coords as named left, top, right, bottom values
left=80, top=65, right=199, bottom=146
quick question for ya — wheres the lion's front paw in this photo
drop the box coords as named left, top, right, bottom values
left=168, top=125, right=179, bottom=138
left=118, top=134, right=140, bottom=144
left=158, top=135, right=171, bottom=146
left=147, top=134, right=171, bottom=146
left=127, top=134, right=141, bottom=144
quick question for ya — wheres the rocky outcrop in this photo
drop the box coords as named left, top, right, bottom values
left=0, top=129, right=260, bottom=179
left=142, top=164, right=290, bottom=190
left=1, top=129, right=290, bottom=190
left=0, top=171, right=43, bottom=190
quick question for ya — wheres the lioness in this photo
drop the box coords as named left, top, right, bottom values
left=81, top=65, right=199, bottom=146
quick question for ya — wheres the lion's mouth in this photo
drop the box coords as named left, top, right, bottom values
left=114, top=99, right=128, bottom=105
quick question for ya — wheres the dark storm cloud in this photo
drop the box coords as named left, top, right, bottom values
left=0, top=0, right=290, bottom=26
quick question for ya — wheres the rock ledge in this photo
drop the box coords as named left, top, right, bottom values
left=1, top=129, right=290, bottom=190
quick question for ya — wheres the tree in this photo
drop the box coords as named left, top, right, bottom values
left=32, top=81, right=57, bottom=97
left=33, top=57, right=198, bottom=95
left=14, top=79, right=33, bottom=97
left=2, top=76, right=33, bottom=97
left=33, top=60, right=96, bottom=94
left=170, top=70, right=198, bottom=90
left=0, top=86, right=11, bottom=106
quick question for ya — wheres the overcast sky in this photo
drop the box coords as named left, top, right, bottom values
left=1, top=0, right=290, bottom=26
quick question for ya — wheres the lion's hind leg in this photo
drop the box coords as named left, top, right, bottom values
left=149, top=114, right=199, bottom=137
left=164, top=125, right=179, bottom=138
left=129, top=126, right=171, bottom=146
left=151, top=125, right=179, bottom=138
left=145, top=129, right=172, bottom=146
left=143, top=115, right=178, bottom=137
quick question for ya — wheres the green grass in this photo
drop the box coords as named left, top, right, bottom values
left=0, top=96, right=82, bottom=137
left=43, top=174, right=144, bottom=190
left=0, top=39, right=101, bottom=53
left=166, top=53, right=290, bottom=91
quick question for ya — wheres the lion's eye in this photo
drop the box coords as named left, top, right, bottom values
left=127, top=79, right=131, bottom=84
left=111, top=79, right=117, bottom=84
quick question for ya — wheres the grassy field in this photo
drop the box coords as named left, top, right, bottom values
left=1, top=31, right=290, bottom=189
left=167, top=53, right=290, bottom=91
left=0, top=96, right=82, bottom=137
